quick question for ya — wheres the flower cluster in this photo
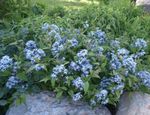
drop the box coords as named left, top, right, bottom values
left=117, top=48, right=129, bottom=57
left=0, top=55, right=13, bottom=72
left=123, top=57, right=137, bottom=73
left=49, top=24, right=79, bottom=57
left=77, top=49, right=88, bottom=58
left=93, top=29, right=106, bottom=44
left=51, top=64, right=68, bottom=79
left=68, top=38, right=78, bottom=47
left=99, top=74, right=124, bottom=103
left=70, top=61, right=80, bottom=71
left=6, top=76, right=20, bottom=89
left=72, top=77, right=84, bottom=90
left=42, top=23, right=59, bottom=32
left=110, top=54, right=122, bottom=70
left=95, top=90, right=109, bottom=105
left=72, top=92, right=83, bottom=101
left=137, top=71, right=150, bottom=88
left=88, top=29, right=106, bottom=48
left=51, top=39, right=65, bottom=57
left=134, top=39, right=147, bottom=49
left=97, top=47, right=104, bottom=55
left=110, top=40, right=120, bottom=48
left=24, top=40, right=46, bottom=63
left=70, top=49, right=93, bottom=77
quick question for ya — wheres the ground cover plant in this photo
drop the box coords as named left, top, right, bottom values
left=0, top=0, right=150, bottom=114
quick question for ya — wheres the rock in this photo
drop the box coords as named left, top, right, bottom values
left=117, top=92, right=150, bottom=115
left=6, top=92, right=111, bottom=115
left=136, top=0, right=150, bottom=12
left=136, top=0, right=150, bottom=5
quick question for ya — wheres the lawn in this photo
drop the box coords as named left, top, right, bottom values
left=32, top=0, right=98, bottom=9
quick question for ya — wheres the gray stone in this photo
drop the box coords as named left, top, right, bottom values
left=117, top=92, right=150, bottom=115
left=136, top=0, right=150, bottom=12
left=6, top=92, right=111, bottom=115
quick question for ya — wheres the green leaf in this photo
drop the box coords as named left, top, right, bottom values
left=128, top=78, right=132, bottom=88
left=26, top=66, right=35, bottom=73
left=15, top=94, right=26, bottom=106
left=68, top=90, right=74, bottom=96
left=17, top=72, right=27, bottom=81
left=84, top=82, right=89, bottom=94
left=61, top=86, right=67, bottom=91
left=90, top=70, right=100, bottom=78
left=56, top=91, right=63, bottom=99
left=0, top=92, right=4, bottom=99
left=51, top=79, right=56, bottom=88
left=40, top=77, right=50, bottom=83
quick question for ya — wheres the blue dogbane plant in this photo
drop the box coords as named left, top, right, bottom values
left=0, top=23, right=149, bottom=108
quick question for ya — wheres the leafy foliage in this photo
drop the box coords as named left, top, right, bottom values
left=0, top=0, right=150, bottom=114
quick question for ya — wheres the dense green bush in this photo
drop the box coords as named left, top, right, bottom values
left=0, top=0, right=45, bottom=21
left=48, top=6, right=66, bottom=18
left=0, top=0, right=150, bottom=114
left=58, top=0, right=150, bottom=39
left=0, top=0, right=32, bottom=20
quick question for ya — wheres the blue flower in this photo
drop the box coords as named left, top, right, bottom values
left=89, top=29, right=106, bottom=45
left=134, top=39, right=147, bottom=49
left=111, top=82, right=124, bottom=94
left=72, top=92, right=82, bottom=101
left=12, top=62, right=20, bottom=74
left=90, top=99, right=96, bottom=106
left=6, top=76, right=20, bottom=89
left=48, top=30, right=57, bottom=37
left=49, top=24, right=59, bottom=32
left=110, top=54, right=122, bottom=70
left=100, top=78, right=111, bottom=89
left=25, top=40, right=37, bottom=49
left=96, top=90, right=108, bottom=101
left=25, top=48, right=46, bottom=63
left=110, top=40, right=120, bottom=48
left=36, top=49, right=46, bottom=57
left=137, top=71, right=150, bottom=88
left=69, top=61, right=80, bottom=71
left=97, top=47, right=104, bottom=55
left=54, top=33, right=62, bottom=41
left=77, top=57, right=93, bottom=77
left=72, top=77, right=84, bottom=90
left=51, top=41, right=64, bottom=56
left=51, top=64, right=68, bottom=79
left=95, top=29, right=106, bottom=44
left=95, top=90, right=109, bottom=105
left=77, top=49, right=88, bottom=58
left=34, top=64, right=45, bottom=71
left=117, top=48, right=129, bottom=56
left=133, top=50, right=146, bottom=59
left=42, top=23, right=50, bottom=31
left=0, top=55, right=13, bottom=72
left=100, top=75, right=124, bottom=94
left=123, top=57, right=136, bottom=73
left=68, top=38, right=78, bottom=47
left=111, top=74, right=122, bottom=84
left=83, top=21, right=89, bottom=29
left=25, top=41, right=45, bottom=63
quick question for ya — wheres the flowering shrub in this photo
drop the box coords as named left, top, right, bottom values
left=0, top=21, right=150, bottom=108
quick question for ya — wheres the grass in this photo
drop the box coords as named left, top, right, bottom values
left=32, top=0, right=98, bottom=9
